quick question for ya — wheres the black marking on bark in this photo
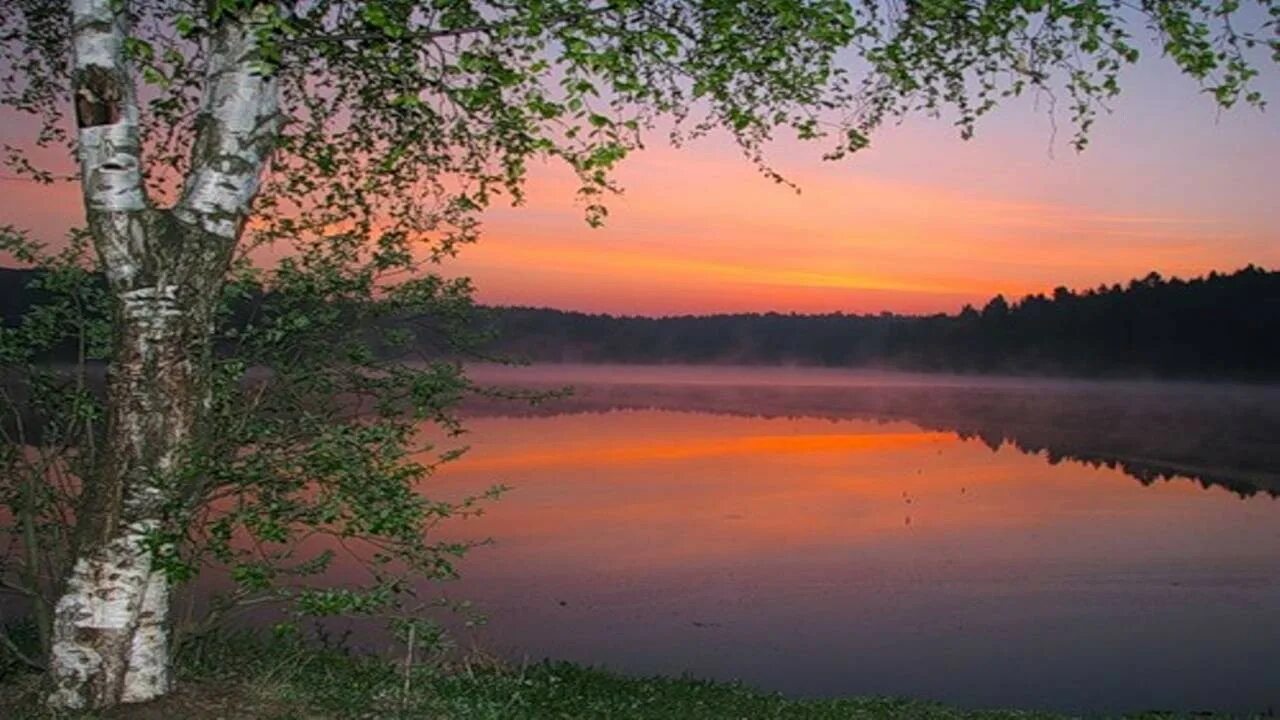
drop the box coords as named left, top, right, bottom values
left=75, top=67, right=123, bottom=128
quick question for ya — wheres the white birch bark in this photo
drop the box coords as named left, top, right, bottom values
left=68, top=0, right=147, bottom=283
left=47, top=1, right=161, bottom=709
left=48, top=1, right=281, bottom=710
left=174, top=4, right=281, bottom=241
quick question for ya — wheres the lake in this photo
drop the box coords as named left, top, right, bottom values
left=414, top=366, right=1280, bottom=715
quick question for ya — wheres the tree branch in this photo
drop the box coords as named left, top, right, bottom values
left=69, top=0, right=148, bottom=286
left=287, top=4, right=617, bottom=48
left=174, top=5, right=282, bottom=242
left=0, top=621, right=45, bottom=671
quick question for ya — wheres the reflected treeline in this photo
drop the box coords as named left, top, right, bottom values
left=462, top=378, right=1280, bottom=498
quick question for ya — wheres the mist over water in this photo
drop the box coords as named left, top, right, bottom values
left=417, top=365, right=1280, bottom=715
left=465, top=364, right=1280, bottom=497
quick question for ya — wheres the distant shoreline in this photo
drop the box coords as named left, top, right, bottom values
left=6, top=265, right=1280, bottom=382
left=461, top=363, right=1280, bottom=499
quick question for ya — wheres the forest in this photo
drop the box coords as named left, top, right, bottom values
left=5, top=265, right=1277, bottom=380
left=484, top=265, right=1280, bottom=379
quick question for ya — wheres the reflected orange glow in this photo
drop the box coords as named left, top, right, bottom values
left=210, top=397, right=1280, bottom=710
left=459, top=427, right=952, bottom=471
left=428, top=410, right=1275, bottom=574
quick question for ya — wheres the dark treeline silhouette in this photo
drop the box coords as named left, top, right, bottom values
left=486, top=266, right=1280, bottom=379
left=5, top=265, right=1279, bottom=379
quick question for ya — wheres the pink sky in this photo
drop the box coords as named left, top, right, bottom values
left=3, top=51, right=1276, bottom=316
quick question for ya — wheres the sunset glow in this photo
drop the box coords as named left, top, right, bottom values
left=432, top=410, right=1267, bottom=572
left=2, top=54, right=1276, bottom=316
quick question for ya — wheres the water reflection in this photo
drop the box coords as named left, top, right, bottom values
left=464, top=364, right=1280, bottom=497
left=427, top=366, right=1280, bottom=715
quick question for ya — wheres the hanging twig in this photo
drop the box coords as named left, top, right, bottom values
left=0, top=609, right=46, bottom=670
left=401, top=622, right=416, bottom=706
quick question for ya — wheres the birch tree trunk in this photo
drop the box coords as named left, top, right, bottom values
left=47, top=1, right=278, bottom=709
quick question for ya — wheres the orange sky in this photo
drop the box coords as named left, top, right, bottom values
left=3, top=52, right=1276, bottom=316
left=453, top=50, right=1279, bottom=315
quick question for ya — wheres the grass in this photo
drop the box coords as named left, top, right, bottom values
left=0, top=633, right=1262, bottom=719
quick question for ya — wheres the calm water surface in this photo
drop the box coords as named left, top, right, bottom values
left=422, top=366, right=1280, bottom=715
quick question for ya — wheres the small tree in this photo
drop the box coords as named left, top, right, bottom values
left=0, top=0, right=1273, bottom=710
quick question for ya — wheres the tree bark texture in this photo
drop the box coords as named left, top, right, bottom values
left=48, top=0, right=279, bottom=709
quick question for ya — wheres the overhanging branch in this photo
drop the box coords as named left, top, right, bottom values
left=286, top=4, right=617, bottom=48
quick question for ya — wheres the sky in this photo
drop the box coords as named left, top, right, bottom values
left=460, top=52, right=1279, bottom=316
left=3, top=41, right=1277, bottom=317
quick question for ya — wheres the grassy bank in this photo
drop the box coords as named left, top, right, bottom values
left=0, top=634, right=1254, bottom=719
